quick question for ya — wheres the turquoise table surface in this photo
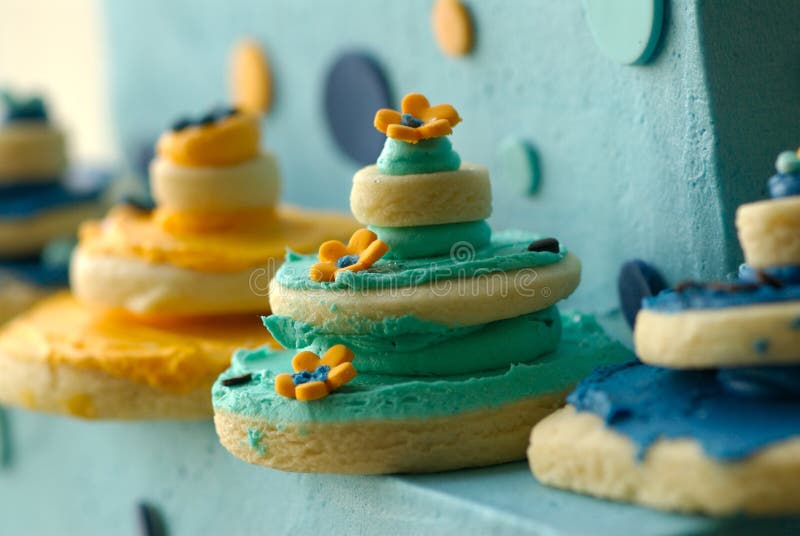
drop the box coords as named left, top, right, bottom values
left=1, top=408, right=799, bottom=536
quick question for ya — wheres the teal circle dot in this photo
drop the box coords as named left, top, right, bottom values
left=584, top=0, right=664, bottom=65
left=497, top=138, right=540, bottom=196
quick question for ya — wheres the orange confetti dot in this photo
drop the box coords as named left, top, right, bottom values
left=230, top=38, right=272, bottom=114
left=431, top=0, right=474, bottom=57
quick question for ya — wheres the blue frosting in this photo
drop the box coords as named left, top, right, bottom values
left=768, top=172, right=800, bottom=199
left=718, top=366, right=800, bottom=398
left=569, top=361, right=800, bottom=461
left=739, top=264, right=800, bottom=286
left=0, top=175, right=107, bottom=221
left=0, top=257, right=68, bottom=286
left=643, top=284, right=800, bottom=312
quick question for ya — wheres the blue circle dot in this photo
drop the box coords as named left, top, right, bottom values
left=324, top=52, right=391, bottom=165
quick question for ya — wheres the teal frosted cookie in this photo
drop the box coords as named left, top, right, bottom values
left=213, top=92, right=618, bottom=474
left=269, top=230, right=581, bottom=330
left=213, top=312, right=632, bottom=474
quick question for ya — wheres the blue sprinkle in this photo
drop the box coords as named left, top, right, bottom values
left=768, top=172, right=800, bottom=199
left=792, top=317, right=800, bottom=329
left=754, top=338, right=770, bottom=355
left=292, top=365, right=331, bottom=385
left=401, top=113, right=424, bottom=128
left=336, top=254, right=359, bottom=268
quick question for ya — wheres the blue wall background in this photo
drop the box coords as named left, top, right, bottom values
left=103, top=0, right=800, bottom=312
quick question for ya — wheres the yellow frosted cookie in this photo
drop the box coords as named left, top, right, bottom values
left=737, top=196, right=800, bottom=269
left=0, top=293, right=275, bottom=419
left=149, top=152, right=280, bottom=213
left=529, top=405, right=800, bottom=515
left=350, top=163, right=491, bottom=227
left=72, top=205, right=359, bottom=317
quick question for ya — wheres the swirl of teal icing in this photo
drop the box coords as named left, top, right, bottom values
left=376, top=137, right=461, bottom=175
left=276, top=230, right=566, bottom=291
left=263, top=306, right=561, bottom=376
left=212, top=311, right=632, bottom=424
left=369, top=220, right=491, bottom=260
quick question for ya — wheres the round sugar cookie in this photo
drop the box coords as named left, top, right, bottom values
left=150, top=153, right=280, bottom=213
left=737, top=196, right=800, bottom=269
left=72, top=204, right=359, bottom=318
left=0, top=123, right=67, bottom=181
left=71, top=248, right=276, bottom=317
left=634, top=300, right=800, bottom=368
left=350, top=163, right=491, bottom=227
left=213, top=311, right=629, bottom=474
left=0, top=292, right=274, bottom=419
left=270, top=252, right=581, bottom=330
left=0, top=201, right=105, bottom=258
left=530, top=405, right=800, bottom=515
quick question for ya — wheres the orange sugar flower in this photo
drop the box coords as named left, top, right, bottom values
left=309, top=228, right=389, bottom=282
left=274, top=345, right=357, bottom=401
left=373, top=93, right=462, bottom=144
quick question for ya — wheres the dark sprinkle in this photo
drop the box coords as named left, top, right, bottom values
left=222, top=373, right=253, bottom=387
left=674, top=280, right=760, bottom=293
left=755, top=269, right=785, bottom=289
left=527, top=238, right=560, bottom=253
left=121, top=194, right=156, bottom=213
left=197, top=113, right=217, bottom=126
left=170, top=118, right=192, bottom=132
left=169, top=105, right=240, bottom=132
left=137, top=502, right=167, bottom=536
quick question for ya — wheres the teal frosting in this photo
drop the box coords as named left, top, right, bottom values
left=212, top=311, right=633, bottom=424
left=263, top=307, right=561, bottom=376
left=376, top=137, right=461, bottom=175
left=369, top=220, right=492, bottom=260
left=276, top=230, right=566, bottom=291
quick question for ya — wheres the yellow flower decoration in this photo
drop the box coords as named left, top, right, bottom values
left=274, top=345, right=357, bottom=401
left=373, top=93, right=462, bottom=144
left=310, top=228, right=389, bottom=282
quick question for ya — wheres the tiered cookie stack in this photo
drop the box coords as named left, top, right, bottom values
left=213, top=93, right=630, bottom=474
left=530, top=150, right=800, bottom=515
left=0, top=107, right=356, bottom=420
left=0, top=91, right=106, bottom=321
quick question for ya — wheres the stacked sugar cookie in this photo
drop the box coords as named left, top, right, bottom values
left=530, top=151, right=800, bottom=515
left=0, top=91, right=106, bottom=321
left=213, top=93, right=631, bottom=474
left=0, top=107, right=357, bottom=419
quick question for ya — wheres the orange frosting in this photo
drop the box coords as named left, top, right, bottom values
left=156, top=112, right=260, bottom=167
left=153, top=206, right=278, bottom=234
left=79, top=204, right=360, bottom=273
left=374, top=93, right=462, bottom=143
left=0, top=293, right=276, bottom=394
